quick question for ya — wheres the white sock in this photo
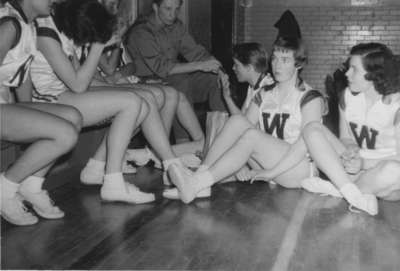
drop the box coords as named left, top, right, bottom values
left=193, top=170, right=215, bottom=192
left=146, top=147, right=158, bottom=160
left=103, top=172, right=125, bottom=190
left=20, top=175, right=45, bottom=193
left=85, top=158, right=106, bottom=172
left=0, top=173, right=19, bottom=198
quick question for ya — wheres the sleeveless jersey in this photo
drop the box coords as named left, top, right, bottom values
left=257, top=81, right=322, bottom=144
left=343, top=88, right=400, bottom=159
left=30, top=16, right=75, bottom=103
left=0, top=2, right=36, bottom=104
left=241, top=73, right=274, bottom=113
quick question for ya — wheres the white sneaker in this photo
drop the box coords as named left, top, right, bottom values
left=80, top=166, right=104, bottom=185
left=100, top=182, right=155, bottom=204
left=162, top=187, right=211, bottom=200
left=340, top=183, right=378, bottom=216
left=168, top=164, right=214, bottom=204
left=1, top=195, right=39, bottom=226
left=18, top=190, right=65, bottom=219
left=300, top=177, right=342, bottom=198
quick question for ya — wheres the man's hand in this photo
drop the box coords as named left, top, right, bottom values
left=197, top=59, right=221, bottom=73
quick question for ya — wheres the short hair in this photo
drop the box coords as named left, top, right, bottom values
left=232, top=43, right=268, bottom=74
left=272, top=36, right=307, bottom=68
left=153, top=0, right=183, bottom=7
left=350, top=42, right=397, bottom=96
left=53, top=0, right=116, bottom=46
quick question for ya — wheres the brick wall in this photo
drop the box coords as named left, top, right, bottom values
left=236, top=0, right=400, bottom=91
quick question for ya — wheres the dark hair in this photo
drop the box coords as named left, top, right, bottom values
left=232, top=43, right=268, bottom=74
left=272, top=36, right=307, bottom=68
left=53, top=0, right=116, bottom=46
left=153, top=0, right=183, bottom=7
left=350, top=42, right=397, bottom=96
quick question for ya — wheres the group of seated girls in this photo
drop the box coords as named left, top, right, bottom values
left=0, top=0, right=204, bottom=226
left=166, top=38, right=400, bottom=215
left=1, top=0, right=399, bottom=228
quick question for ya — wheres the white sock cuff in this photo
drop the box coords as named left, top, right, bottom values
left=1, top=173, right=20, bottom=196
left=103, top=172, right=124, bottom=188
left=146, top=147, right=161, bottom=163
left=104, top=172, right=123, bottom=181
left=196, top=170, right=215, bottom=188
left=86, top=158, right=106, bottom=170
left=20, top=175, right=45, bottom=193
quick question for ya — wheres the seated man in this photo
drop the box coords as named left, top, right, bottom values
left=124, top=0, right=226, bottom=113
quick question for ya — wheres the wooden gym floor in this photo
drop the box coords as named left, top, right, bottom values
left=1, top=165, right=400, bottom=270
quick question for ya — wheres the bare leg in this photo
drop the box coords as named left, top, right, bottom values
left=1, top=104, right=79, bottom=183
left=356, top=161, right=400, bottom=200
left=209, top=129, right=309, bottom=187
left=58, top=89, right=143, bottom=174
left=302, top=122, right=379, bottom=215
left=203, top=114, right=253, bottom=166
left=172, top=92, right=205, bottom=155
left=157, top=85, right=178, bottom=136
left=132, top=90, right=176, bottom=160
left=169, top=128, right=310, bottom=203
left=302, top=122, right=352, bottom=188
left=17, top=102, right=83, bottom=177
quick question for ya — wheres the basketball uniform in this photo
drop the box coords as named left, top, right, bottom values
left=241, top=73, right=274, bottom=113
left=30, top=16, right=75, bottom=103
left=257, top=80, right=324, bottom=144
left=343, top=88, right=400, bottom=159
left=0, top=2, right=36, bottom=104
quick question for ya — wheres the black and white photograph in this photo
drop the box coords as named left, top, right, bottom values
left=1, top=0, right=399, bottom=270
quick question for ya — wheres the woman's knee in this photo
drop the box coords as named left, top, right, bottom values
left=140, top=99, right=150, bottom=117
left=138, top=90, right=158, bottom=108
left=148, top=86, right=166, bottom=107
left=227, top=114, right=251, bottom=127
left=65, top=107, right=83, bottom=131
left=54, top=122, right=79, bottom=152
left=120, top=92, right=143, bottom=111
left=162, top=86, right=178, bottom=101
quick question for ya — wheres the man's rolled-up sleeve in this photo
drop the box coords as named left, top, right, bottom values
left=126, top=29, right=176, bottom=78
left=179, top=27, right=212, bottom=62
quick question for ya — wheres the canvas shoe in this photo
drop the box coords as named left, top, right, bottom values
left=100, top=173, right=155, bottom=204
left=340, top=183, right=378, bottom=216
left=1, top=195, right=38, bottom=226
left=162, top=187, right=211, bottom=200
left=18, top=189, right=64, bottom=219
left=168, top=163, right=214, bottom=204
left=300, top=177, right=342, bottom=198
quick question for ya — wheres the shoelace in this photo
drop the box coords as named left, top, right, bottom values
left=9, top=196, right=31, bottom=215
left=348, top=205, right=361, bottom=214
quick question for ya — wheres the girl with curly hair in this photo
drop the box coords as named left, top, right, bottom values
left=300, top=43, right=400, bottom=214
